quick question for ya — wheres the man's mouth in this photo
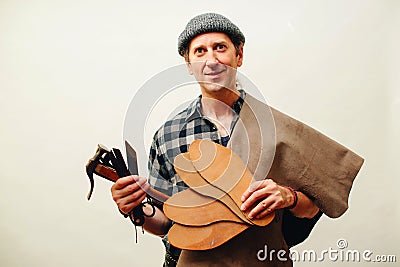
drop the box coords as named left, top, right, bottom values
left=205, top=69, right=225, bottom=77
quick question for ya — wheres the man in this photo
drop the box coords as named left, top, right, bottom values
left=111, top=13, right=362, bottom=266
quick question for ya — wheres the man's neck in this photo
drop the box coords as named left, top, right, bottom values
left=200, top=87, right=240, bottom=117
left=200, top=88, right=240, bottom=138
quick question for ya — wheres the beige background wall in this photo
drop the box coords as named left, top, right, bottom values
left=1, top=0, right=398, bottom=266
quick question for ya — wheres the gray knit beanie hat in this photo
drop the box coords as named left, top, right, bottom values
left=178, top=13, right=245, bottom=56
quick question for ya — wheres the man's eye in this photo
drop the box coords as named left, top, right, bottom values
left=195, top=48, right=205, bottom=54
left=216, top=44, right=226, bottom=50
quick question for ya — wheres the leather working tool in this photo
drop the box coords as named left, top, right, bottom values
left=85, top=143, right=163, bottom=232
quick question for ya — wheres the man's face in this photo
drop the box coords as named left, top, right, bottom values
left=186, top=32, right=243, bottom=94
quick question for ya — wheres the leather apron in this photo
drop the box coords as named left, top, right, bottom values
left=177, top=94, right=364, bottom=266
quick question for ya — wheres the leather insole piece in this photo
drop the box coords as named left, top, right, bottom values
left=189, top=140, right=274, bottom=226
left=164, top=188, right=244, bottom=225
left=174, top=152, right=253, bottom=224
left=168, top=221, right=249, bottom=251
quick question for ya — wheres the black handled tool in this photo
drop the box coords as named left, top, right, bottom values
left=85, top=144, right=158, bottom=242
left=108, top=147, right=155, bottom=226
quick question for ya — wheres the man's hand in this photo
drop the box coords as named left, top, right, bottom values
left=240, top=179, right=294, bottom=219
left=241, top=179, right=320, bottom=219
left=111, top=175, right=149, bottom=215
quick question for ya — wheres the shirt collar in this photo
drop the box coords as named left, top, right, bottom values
left=185, top=90, right=246, bottom=122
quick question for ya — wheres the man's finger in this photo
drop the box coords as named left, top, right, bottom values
left=241, top=186, right=270, bottom=211
left=255, top=205, right=274, bottom=219
left=241, top=180, right=262, bottom=202
left=113, top=175, right=136, bottom=190
left=248, top=198, right=274, bottom=219
left=241, top=179, right=273, bottom=202
left=119, top=193, right=147, bottom=214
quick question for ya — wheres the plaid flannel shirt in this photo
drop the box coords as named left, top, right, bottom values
left=148, top=89, right=246, bottom=196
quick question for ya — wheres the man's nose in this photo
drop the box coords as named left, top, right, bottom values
left=205, top=51, right=219, bottom=67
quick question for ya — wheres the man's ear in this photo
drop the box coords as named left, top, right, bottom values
left=237, top=44, right=244, bottom=67
left=186, top=60, right=193, bottom=75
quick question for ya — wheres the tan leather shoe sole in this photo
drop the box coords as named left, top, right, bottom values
left=189, top=139, right=274, bottom=226
left=174, top=152, right=253, bottom=224
left=168, top=221, right=249, bottom=250
left=163, top=188, right=244, bottom=225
